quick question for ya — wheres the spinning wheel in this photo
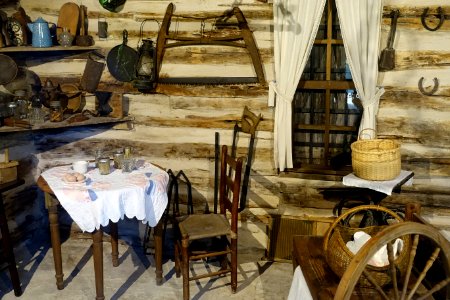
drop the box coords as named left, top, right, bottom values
left=335, top=222, right=450, bottom=300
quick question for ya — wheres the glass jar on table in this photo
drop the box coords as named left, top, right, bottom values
left=49, top=100, right=63, bottom=122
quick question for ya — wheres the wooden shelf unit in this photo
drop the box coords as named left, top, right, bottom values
left=0, top=46, right=100, bottom=53
left=0, top=116, right=134, bottom=133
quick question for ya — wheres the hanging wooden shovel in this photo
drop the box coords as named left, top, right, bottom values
left=379, top=10, right=399, bottom=71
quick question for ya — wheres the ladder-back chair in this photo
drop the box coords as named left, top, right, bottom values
left=174, top=145, right=243, bottom=299
left=214, top=106, right=261, bottom=213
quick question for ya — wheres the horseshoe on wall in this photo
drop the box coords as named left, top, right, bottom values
left=421, top=7, right=445, bottom=31
left=418, top=77, right=439, bottom=96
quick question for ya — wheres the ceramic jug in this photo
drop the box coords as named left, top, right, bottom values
left=27, top=17, right=56, bottom=48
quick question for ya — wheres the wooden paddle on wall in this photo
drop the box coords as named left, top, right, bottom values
left=379, top=10, right=399, bottom=71
left=57, top=2, right=79, bottom=38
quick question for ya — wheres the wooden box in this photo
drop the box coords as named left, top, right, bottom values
left=0, top=161, right=18, bottom=184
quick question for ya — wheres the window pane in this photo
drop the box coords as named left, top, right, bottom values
left=317, top=1, right=328, bottom=39
left=301, top=45, right=326, bottom=81
left=293, top=130, right=325, bottom=166
left=330, top=91, right=362, bottom=126
left=331, top=45, right=346, bottom=80
left=332, top=2, right=341, bottom=39
left=329, top=132, right=354, bottom=156
left=293, top=91, right=326, bottom=126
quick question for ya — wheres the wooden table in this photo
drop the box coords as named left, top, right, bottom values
left=37, top=176, right=165, bottom=300
left=0, top=178, right=24, bottom=296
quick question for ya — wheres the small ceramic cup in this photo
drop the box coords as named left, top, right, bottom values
left=73, top=160, right=88, bottom=174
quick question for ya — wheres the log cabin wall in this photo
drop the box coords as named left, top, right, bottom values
left=0, top=0, right=449, bottom=250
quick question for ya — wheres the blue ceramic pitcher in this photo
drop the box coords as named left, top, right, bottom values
left=27, top=17, right=56, bottom=47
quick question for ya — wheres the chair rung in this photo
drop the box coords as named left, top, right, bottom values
left=190, top=250, right=231, bottom=260
left=189, top=268, right=231, bottom=281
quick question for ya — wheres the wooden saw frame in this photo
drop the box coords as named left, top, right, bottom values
left=155, top=3, right=266, bottom=85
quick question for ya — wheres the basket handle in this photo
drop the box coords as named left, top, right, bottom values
left=323, top=205, right=403, bottom=252
left=358, top=128, right=377, bottom=140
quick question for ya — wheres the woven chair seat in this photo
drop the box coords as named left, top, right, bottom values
left=179, top=214, right=230, bottom=241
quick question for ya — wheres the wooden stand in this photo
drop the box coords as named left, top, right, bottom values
left=0, top=149, right=18, bottom=184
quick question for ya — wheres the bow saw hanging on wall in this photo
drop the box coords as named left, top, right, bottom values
left=155, top=3, right=266, bottom=86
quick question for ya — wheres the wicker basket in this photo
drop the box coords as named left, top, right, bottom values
left=323, top=205, right=410, bottom=288
left=351, top=129, right=401, bottom=181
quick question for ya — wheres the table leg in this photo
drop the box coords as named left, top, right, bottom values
left=92, top=229, right=104, bottom=300
left=0, top=195, right=22, bottom=296
left=109, top=221, right=119, bottom=267
left=154, top=220, right=163, bottom=285
left=46, top=192, right=64, bottom=290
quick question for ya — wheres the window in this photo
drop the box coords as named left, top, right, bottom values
left=291, top=0, right=362, bottom=175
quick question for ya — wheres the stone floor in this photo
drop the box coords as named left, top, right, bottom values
left=0, top=218, right=294, bottom=300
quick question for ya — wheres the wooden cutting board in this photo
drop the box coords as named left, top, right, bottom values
left=57, top=2, right=80, bottom=38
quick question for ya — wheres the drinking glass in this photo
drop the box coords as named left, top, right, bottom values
left=122, top=157, right=135, bottom=173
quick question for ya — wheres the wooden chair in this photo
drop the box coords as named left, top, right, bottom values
left=213, top=106, right=262, bottom=213
left=174, top=145, right=243, bottom=300
left=143, top=169, right=176, bottom=254
left=143, top=169, right=194, bottom=255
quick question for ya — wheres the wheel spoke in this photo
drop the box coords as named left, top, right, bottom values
left=362, top=269, right=390, bottom=300
left=387, top=241, right=400, bottom=300
left=416, top=277, right=450, bottom=300
left=401, top=234, right=419, bottom=300
left=406, top=247, right=441, bottom=300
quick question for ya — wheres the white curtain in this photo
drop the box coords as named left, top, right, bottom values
left=269, top=0, right=326, bottom=170
left=336, top=0, right=385, bottom=138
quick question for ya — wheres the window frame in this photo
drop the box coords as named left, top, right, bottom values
left=288, top=0, right=361, bottom=176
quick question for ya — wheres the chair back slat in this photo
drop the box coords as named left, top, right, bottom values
left=219, top=145, right=243, bottom=232
left=228, top=106, right=262, bottom=212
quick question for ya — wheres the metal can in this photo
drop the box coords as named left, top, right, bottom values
left=113, top=152, right=124, bottom=169
left=98, top=157, right=111, bottom=175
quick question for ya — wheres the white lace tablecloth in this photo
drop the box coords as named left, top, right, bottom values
left=342, top=170, right=414, bottom=195
left=41, top=161, right=169, bottom=233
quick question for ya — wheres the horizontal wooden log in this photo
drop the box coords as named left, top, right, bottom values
left=383, top=5, right=450, bottom=18
left=393, top=51, right=450, bottom=70
left=381, top=89, right=450, bottom=110
left=376, top=117, right=450, bottom=147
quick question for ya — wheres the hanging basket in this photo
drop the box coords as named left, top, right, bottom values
left=323, top=205, right=410, bottom=288
left=351, top=129, right=401, bottom=180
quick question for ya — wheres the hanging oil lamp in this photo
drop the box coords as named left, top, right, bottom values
left=133, top=39, right=156, bottom=92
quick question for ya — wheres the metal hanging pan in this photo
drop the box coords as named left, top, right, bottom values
left=106, top=29, right=138, bottom=82
left=0, top=54, right=18, bottom=85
